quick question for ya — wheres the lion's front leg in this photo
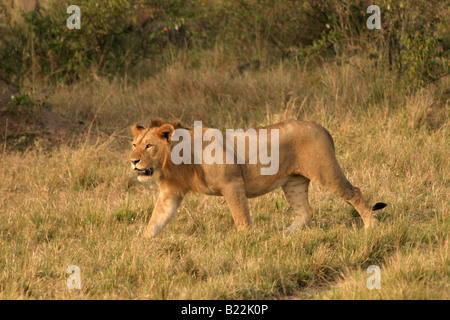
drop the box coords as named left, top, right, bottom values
left=221, top=181, right=252, bottom=230
left=144, top=189, right=183, bottom=238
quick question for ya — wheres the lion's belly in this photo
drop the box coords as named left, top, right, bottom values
left=243, top=175, right=290, bottom=198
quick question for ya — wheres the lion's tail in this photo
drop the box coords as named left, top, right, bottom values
left=372, top=202, right=387, bottom=211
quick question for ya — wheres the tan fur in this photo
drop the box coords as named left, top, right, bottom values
left=130, top=119, right=381, bottom=238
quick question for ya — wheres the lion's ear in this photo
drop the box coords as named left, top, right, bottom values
left=148, top=118, right=165, bottom=128
left=131, top=123, right=145, bottom=137
left=157, top=124, right=175, bottom=142
left=171, top=120, right=183, bottom=129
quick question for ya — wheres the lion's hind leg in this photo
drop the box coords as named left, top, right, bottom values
left=344, top=186, right=380, bottom=228
left=302, top=148, right=382, bottom=228
left=282, top=175, right=313, bottom=234
left=311, top=162, right=380, bottom=228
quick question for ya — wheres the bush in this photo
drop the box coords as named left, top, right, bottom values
left=0, top=0, right=448, bottom=88
left=0, top=0, right=188, bottom=85
left=6, top=93, right=50, bottom=115
left=310, top=0, right=449, bottom=87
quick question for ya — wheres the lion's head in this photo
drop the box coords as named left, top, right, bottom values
left=130, top=119, right=184, bottom=182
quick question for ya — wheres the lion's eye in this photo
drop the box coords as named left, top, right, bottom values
left=146, top=144, right=153, bottom=149
left=132, top=143, right=136, bottom=148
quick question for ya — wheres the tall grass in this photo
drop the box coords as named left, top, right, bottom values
left=1, top=55, right=448, bottom=299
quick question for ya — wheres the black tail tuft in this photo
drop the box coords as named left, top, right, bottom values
left=372, top=202, right=387, bottom=211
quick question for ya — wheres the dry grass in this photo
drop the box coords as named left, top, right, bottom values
left=1, top=55, right=449, bottom=299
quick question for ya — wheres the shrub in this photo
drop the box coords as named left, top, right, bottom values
left=0, top=0, right=187, bottom=85
left=6, top=93, right=49, bottom=115
left=0, top=0, right=447, bottom=88
left=311, top=0, right=449, bottom=87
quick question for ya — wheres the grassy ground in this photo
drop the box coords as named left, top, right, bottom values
left=0, top=56, right=448, bottom=299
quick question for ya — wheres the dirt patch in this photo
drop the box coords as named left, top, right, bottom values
left=0, top=81, right=94, bottom=151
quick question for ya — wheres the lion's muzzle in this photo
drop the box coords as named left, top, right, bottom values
left=135, top=167, right=154, bottom=176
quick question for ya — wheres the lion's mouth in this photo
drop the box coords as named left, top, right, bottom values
left=136, top=167, right=154, bottom=176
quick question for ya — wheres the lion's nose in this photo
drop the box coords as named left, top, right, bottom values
left=131, top=159, right=140, bottom=165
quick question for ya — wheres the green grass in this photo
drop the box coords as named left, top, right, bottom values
left=0, top=57, right=448, bottom=299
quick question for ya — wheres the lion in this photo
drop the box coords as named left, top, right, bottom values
left=130, top=118, right=386, bottom=238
